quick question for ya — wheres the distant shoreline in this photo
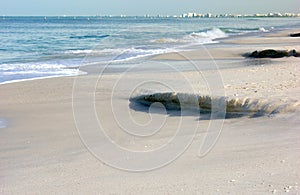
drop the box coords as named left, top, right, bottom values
left=2, top=14, right=300, bottom=18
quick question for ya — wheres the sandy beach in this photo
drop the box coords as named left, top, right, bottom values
left=1, top=30, right=300, bottom=194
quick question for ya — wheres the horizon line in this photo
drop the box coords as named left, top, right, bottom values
left=2, top=11, right=300, bottom=17
left=2, top=15, right=300, bottom=18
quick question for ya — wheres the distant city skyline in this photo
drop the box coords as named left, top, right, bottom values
left=0, top=0, right=299, bottom=16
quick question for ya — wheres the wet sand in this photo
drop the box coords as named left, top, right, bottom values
left=1, top=30, right=300, bottom=194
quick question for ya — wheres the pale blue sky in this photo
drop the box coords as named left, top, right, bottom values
left=1, top=0, right=299, bottom=16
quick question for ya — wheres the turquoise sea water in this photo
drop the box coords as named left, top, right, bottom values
left=0, top=16, right=299, bottom=84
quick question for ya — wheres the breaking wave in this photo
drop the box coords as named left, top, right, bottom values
left=131, top=92, right=299, bottom=117
left=220, top=27, right=270, bottom=34
left=151, top=28, right=227, bottom=44
left=0, top=62, right=83, bottom=84
left=188, top=28, right=227, bottom=40
left=65, top=47, right=173, bottom=61
left=151, top=27, right=269, bottom=45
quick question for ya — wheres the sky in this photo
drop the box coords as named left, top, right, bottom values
left=0, top=0, right=299, bottom=16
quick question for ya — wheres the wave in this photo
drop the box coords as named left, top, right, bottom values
left=0, top=47, right=172, bottom=84
left=151, top=28, right=228, bottom=44
left=0, top=63, right=68, bottom=71
left=188, top=28, right=227, bottom=40
left=65, top=47, right=173, bottom=61
left=220, top=27, right=271, bottom=34
left=259, top=27, right=269, bottom=32
left=66, top=27, right=269, bottom=63
left=69, top=34, right=110, bottom=39
left=131, top=92, right=299, bottom=117
left=151, top=26, right=269, bottom=45
left=64, top=49, right=94, bottom=54
left=64, top=48, right=126, bottom=55
left=0, top=62, right=83, bottom=84
left=112, top=47, right=174, bottom=61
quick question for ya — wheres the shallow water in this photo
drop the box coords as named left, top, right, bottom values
left=1, top=16, right=300, bottom=83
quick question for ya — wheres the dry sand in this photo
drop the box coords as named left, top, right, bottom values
left=0, top=30, right=300, bottom=194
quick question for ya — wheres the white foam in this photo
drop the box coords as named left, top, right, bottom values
left=0, top=62, right=86, bottom=85
left=65, top=47, right=174, bottom=61
left=259, top=27, right=269, bottom=32
left=0, top=71, right=86, bottom=85
left=151, top=28, right=228, bottom=45
left=65, top=29, right=227, bottom=63
left=113, top=48, right=175, bottom=61
left=189, top=28, right=227, bottom=40
left=64, top=49, right=94, bottom=54
left=0, top=47, right=173, bottom=84
left=0, top=63, right=68, bottom=71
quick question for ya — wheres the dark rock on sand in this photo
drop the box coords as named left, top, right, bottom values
left=290, top=33, right=300, bottom=37
left=245, top=49, right=299, bottom=58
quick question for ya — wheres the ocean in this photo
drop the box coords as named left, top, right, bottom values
left=1, top=16, right=300, bottom=84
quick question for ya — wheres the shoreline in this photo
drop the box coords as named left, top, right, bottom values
left=2, top=27, right=299, bottom=85
left=1, top=27, right=300, bottom=193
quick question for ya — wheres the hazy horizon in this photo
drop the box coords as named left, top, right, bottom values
left=1, top=0, right=299, bottom=16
